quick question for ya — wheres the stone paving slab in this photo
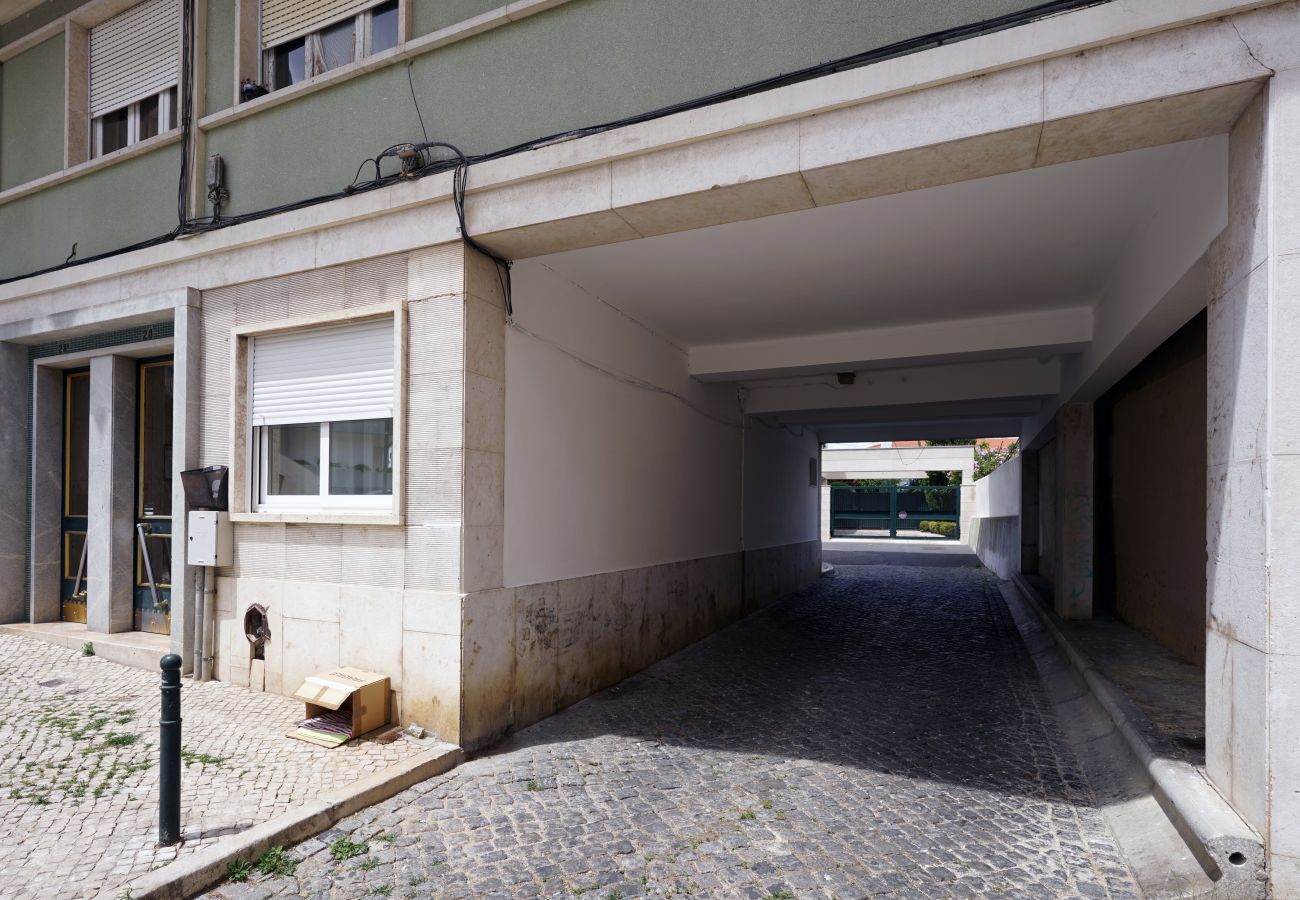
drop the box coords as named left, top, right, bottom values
left=202, top=562, right=1141, bottom=900
left=0, top=633, right=420, bottom=900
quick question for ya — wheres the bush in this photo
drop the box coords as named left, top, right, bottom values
left=918, top=520, right=957, bottom=537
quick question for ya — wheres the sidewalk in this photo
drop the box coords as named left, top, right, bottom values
left=0, top=631, right=420, bottom=899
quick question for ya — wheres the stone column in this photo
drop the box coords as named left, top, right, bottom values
left=1207, top=78, right=1300, bottom=893
left=0, top=342, right=27, bottom=623
left=86, top=355, right=135, bottom=634
left=30, top=365, right=63, bottom=623
left=1019, top=448, right=1040, bottom=574
left=458, top=246, right=515, bottom=751
left=1054, top=403, right=1093, bottom=619
left=170, top=294, right=201, bottom=667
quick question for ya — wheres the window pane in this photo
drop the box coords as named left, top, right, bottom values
left=165, top=87, right=178, bottom=130
left=139, top=94, right=159, bottom=140
left=319, top=18, right=355, bottom=71
left=66, top=373, right=90, bottom=517
left=329, top=419, right=393, bottom=495
left=370, top=1, right=399, bottom=54
left=271, top=38, right=306, bottom=88
left=138, top=363, right=173, bottom=517
left=266, top=423, right=320, bottom=495
left=99, top=108, right=128, bottom=155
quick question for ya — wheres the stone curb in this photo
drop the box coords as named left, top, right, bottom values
left=112, top=742, right=463, bottom=900
left=1009, top=575, right=1265, bottom=895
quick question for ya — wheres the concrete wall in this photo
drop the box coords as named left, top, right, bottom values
left=743, top=422, right=819, bottom=551
left=478, top=259, right=819, bottom=748
left=504, top=259, right=740, bottom=586
left=207, top=245, right=471, bottom=745
left=1096, top=310, right=1206, bottom=665
left=0, top=0, right=1050, bottom=278
left=0, top=142, right=181, bottom=275
left=0, top=34, right=64, bottom=190
left=967, top=454, right=1020, bottom=579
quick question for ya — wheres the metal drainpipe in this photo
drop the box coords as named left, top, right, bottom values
left=201, top=567, right=216, bottom=681
left=192, top=566, right=206, bottom=682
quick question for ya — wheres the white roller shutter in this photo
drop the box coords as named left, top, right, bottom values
left=89, top=0, right=181, bottom=118
left=262, top=0, right=372, bottom=49
left=251, top=317, right=394, bottom=426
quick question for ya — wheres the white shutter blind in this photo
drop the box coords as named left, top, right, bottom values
left=262, top=0, right=372, bottom=49
left=89, top=0, right=181, bottom=118
left=252, top=317, right=394, bottom=426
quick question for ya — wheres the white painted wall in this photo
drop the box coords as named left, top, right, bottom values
left=967, top=454, right=1022, bottom=578
left=503, top=260, right=742, bottom=587
left=742, top=423, right=820, bottom=550
left=974, top=454, right=1021, bottom=519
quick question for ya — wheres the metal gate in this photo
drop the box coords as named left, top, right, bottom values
left=829, top=484, right=961, bottom=540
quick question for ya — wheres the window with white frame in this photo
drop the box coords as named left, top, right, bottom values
left=89, top=0, right=181, bottom=158
left=250, top=316, right=396, bottom=512
left=262, top=0, right=400, bottom=91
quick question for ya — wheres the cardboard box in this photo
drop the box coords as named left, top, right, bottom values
left=289, top=667, right=391, bottom=748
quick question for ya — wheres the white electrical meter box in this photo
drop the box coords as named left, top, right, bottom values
left=188, top=511, right=232, bottom=566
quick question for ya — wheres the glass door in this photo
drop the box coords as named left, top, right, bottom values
left=61, top=370, right=90, bottom=623
left=134, top=359, right=173, bottom=634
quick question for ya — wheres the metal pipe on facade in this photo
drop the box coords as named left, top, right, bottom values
left=200, top=568, right=216, bottom=682
left=192, top=566, right=206, bottom=681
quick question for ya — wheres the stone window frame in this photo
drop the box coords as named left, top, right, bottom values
left=67, top=0, right=187, bottom=169
left=228, top=300, right=407, bottom=526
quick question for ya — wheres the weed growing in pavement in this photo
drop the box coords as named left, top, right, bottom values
left=226, top=858, right=252, bottom=882
left=255, top=846, right=298, bottom=878
left=739, top=808, right=757, bottom=821
left=761, top=798, right=774, bottom=810
left=373, top=831, right=397, bottom=844
left=370, top=887, right=392, bottom=897
left=526, top=778, right=542, bottom=791
left=606, top=891, right=624, bottom=900
left=180, top=749, right=226, bottom=768
left=766, top=892, right=796, bottom=900
left=329, top=836, right=369, bottom=861
left=408, top=875, right=425, bottom=887
left=6, top=702, right=148, bottom=806
left=82, top=642, right=94, bottom=656
left=359, top=858, right=380, bottom=871
left=100, top=733, right=139, bottom=749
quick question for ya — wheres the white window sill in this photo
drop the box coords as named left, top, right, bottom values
left=0, top=129, right=182, bottom=208
left=230, top=511, right=404, bottom=526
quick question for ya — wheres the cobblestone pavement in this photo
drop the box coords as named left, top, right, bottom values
left=0, top=633, right=419, bottom=899
left=204, top=560, right=1141, bottom=900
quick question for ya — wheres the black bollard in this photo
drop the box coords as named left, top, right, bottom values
left=159, top=653, right=183, bottom=846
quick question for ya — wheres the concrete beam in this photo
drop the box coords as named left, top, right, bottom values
left=692, top=307, right=1091, bottom=381
left=743, top=358, right=1060, bottom=416
left=822, top=445, right=975, bottom=482
left=815, top=418, right=1029, bottom=445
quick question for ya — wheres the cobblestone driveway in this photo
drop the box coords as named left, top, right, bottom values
left=205, top=560, right=1140, bottom=899
left=0, top=634, right=418, bottom=899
